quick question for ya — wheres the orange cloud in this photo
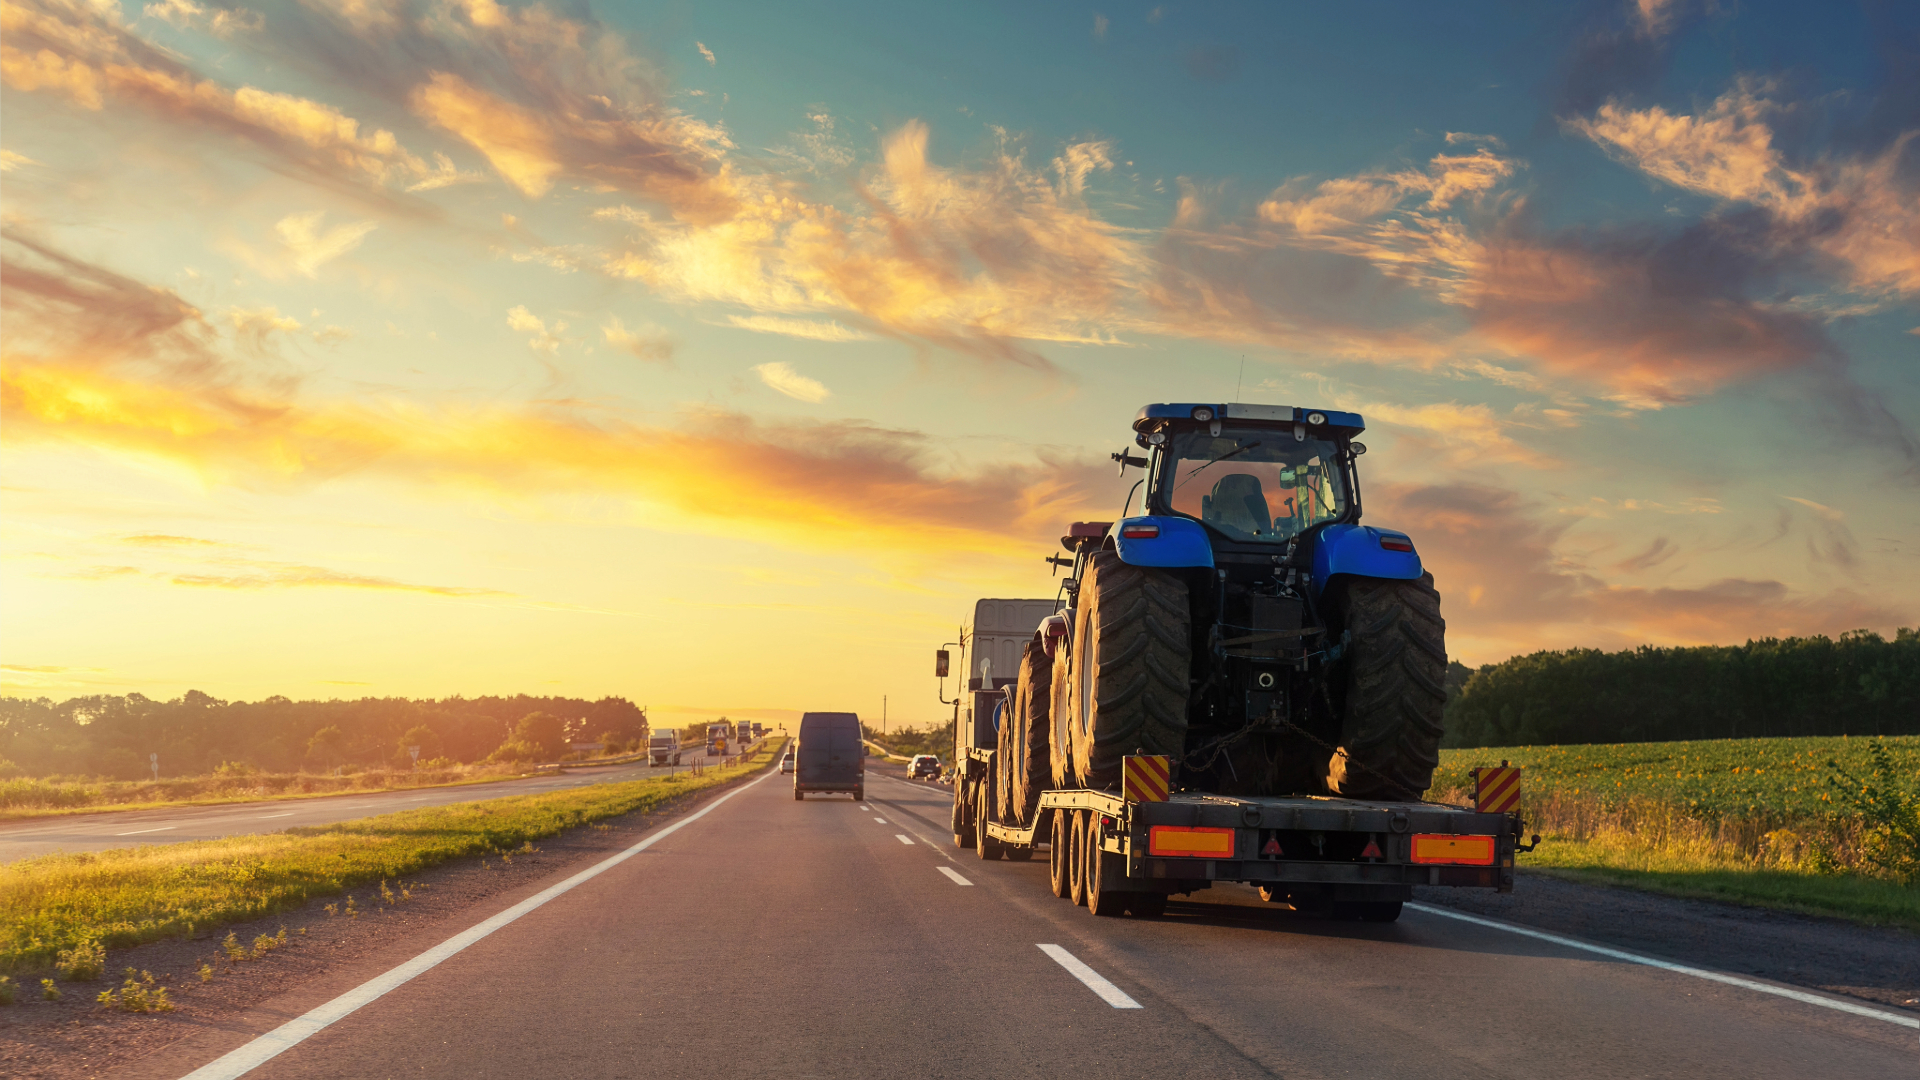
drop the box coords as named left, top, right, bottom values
left=0, top=358, right=1106, bottom=559
left=1570, top=80, right=1920, bottom=298
left=1369, top=481, right=1909, bottom=661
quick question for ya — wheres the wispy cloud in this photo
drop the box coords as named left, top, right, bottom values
left=752, top=361, right=831, bottom=403
left=601, top=317, right=674, bottom=363
left=726, top=315, right=870, bottom=342
left=696, top=41, right=715, bottom=66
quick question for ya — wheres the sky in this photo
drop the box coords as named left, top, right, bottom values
left=2, top=0, right=1916, bottom=732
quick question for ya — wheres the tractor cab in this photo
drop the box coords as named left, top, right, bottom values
left=1137, top=405, right=1362, bottom=547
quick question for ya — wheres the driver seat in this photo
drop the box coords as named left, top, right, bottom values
left=1201, top=473, right=1272, bottom=536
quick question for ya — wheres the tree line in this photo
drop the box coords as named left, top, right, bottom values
left=1443, top=628, right=1920, bottom=748
left=0, top=692, right=648, bottom=779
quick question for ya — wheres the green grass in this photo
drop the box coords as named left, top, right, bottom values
left=1434, top=736, right=1920, bottom=928
left=0, top=739, right=786, bottom=974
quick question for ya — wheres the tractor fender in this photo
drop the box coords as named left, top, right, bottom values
left=1111, top=515, right=1215, bottom=569
left=1312, top=523, right=1422, bottom=596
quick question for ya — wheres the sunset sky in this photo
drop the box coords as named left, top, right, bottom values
left=3, top=0, right=1916, bottom=731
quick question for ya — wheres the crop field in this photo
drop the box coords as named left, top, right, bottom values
left=1433, top=734, right=1920, bottom=820
left=1431, top=735, right=1920, bottom=927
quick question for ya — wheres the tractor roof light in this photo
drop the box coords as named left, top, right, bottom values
left=1147, top=431, right=1167, bottom=445
left=1191, top=406, right=1215, bottom=421
left=1306, top=411, right=1327, bottom=425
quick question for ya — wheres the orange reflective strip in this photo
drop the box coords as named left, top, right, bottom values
left=1148, top=825, right=1234, bottom=857
left=1410, top=834, right=1496, bottom=865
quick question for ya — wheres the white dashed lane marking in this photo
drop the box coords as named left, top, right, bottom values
left=937, top=866, right=973, bottom=886
left=894, top=834, right=914, bottom=845
left=1038, top=945, right=1141, bottom=1009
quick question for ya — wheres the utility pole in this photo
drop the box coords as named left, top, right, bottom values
left=883, top=695, right=887, bottom=737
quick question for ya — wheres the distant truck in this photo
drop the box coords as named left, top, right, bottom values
left=647, top=733, right=682, bottom=767
left=793, top=712, right=863, bottom=800
left=735, top=720, right=754, bottom=746
left=707, top=723, right=730, bottom=757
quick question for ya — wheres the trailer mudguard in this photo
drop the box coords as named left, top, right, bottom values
left=1111, top=515, right=1214, bottom=569
left=1312, top=524, right=1422, bottom=594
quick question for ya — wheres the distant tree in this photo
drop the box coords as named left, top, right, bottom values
left=395, top=725, right=443, bottom=766
left=306, top=726, right=346, bottom=769
left=489, top=712, right=566, bottom=763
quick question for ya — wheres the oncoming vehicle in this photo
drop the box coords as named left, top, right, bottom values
left=647, top=732, right=682, bottom=767
left=706, top=722, right=730, bottom=757
left=947, top=402, right=1535, bottom=922
left=908, top=755, right=942, bottom=780
left=794, top=712, right=864, bottom=801
left=780, top=750, right=795, bottom=774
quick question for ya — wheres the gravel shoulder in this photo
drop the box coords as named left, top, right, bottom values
left=1415, top=871, right=1920, bottom=1014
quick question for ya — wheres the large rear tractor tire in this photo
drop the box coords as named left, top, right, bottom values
left=999, top=641, right=1052, bottom=827
left=1068, top=553, right=1192, bottom=789
left=1049, top=810, right=1071, bottom=898
left=1048, top=649, right=1075, bottom=789
left=1327, top=572, right=1446, bottom=801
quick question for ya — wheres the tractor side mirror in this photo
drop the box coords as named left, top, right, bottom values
left=1111, top=450, right=1150, bottom=476
left=935, top=649, right=950, bottom=678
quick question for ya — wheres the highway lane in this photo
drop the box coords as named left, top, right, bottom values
left=136, top=765, right=1913, bottom=1080
left=0, top=752, right=729, bottom=863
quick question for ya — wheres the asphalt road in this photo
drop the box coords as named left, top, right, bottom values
left=0, top=752, right=726, bottom=863
left=134, top=765, right=1913, bottom=1080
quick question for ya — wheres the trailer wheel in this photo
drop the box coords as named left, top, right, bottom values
left=1327, top=572, right=1447, bottom=800
left=1085, top=820, right=1126, bottom=917
left=975, top=789, right=1003, bottom=859
left=1049, top=810, right=1071, bottom=898
left=1068, top=810, right=1090, bottom=906
left=1000, top=641, right=1052, bottom=826
left=1068, top=552, right=1191, bottom=788
left=1128, top=893, right=1167, bottom=918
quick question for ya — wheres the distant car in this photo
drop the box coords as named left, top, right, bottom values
left=779, top=751, right=795, bottom=774
left=908, top=755, right=941, bottom=780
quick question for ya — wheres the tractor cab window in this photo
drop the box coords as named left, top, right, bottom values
left=1155, top=429, right=1348, bottom=542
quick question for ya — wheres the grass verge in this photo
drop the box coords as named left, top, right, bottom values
left=0, top=763, right=572, bottom=822
left=0, top=739, right=786, bottom=974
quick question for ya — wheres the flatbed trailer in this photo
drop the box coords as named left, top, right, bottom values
left=965, top=746, right=1518, bottom=911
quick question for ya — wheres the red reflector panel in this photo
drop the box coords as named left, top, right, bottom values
left=1120, top=524, right=1160, bottom=539
left=1410, top=834, right=1495, bottom=866
left=1379, top=538, right=1414, bottom=552
left=1148, top=825, right=1235, bottom=858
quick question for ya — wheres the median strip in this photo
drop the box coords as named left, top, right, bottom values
left=1037, top=945, right=1141, bottom=1009
left=1407, top=903, right=1920, bottom=1030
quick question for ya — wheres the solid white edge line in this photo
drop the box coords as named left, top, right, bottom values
left=1406, top=902, right=1920, bottom=1030
left=894, top=834, right=914, bottom=845
left=937, top=866, right=973, bottom=886
left=115, top=826, right=178, bottom=836
left=1037, top=944, right=1142, bottom=1009
left=176, top=769, right=776, bottom=1080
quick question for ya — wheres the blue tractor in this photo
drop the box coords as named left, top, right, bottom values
left=990, top=403, right=1447, bottom=832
